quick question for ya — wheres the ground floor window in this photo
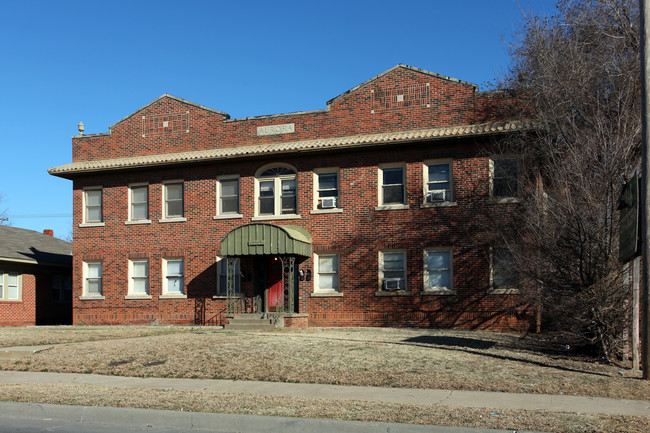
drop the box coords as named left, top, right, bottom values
left=216, top=256, right=241, bottom=296
left=0, top=271, right=21, bottom=301
left=83, top=262, right=103, bottom=298
left=52, top=274, right=72, bottom=302
left=129, top=259, right=150, bottom=297
left=163, top=258, right=185, bottom=296
left=314, top=253, right=340, bottom=293
left=491, top=248, right=520, bottom=293
left=379, top=250, right=406, bottom=291
left=423, top=248, right=453, bottom=293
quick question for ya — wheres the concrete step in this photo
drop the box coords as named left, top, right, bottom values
left=224, top=314, right=279, bottom=330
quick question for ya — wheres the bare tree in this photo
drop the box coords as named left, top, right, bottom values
left=0, top=192, right=8, bottom=225
left=493, top=0, right=641, bottom=359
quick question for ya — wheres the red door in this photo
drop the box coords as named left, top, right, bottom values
left=267, top=257, right=283, bottom=311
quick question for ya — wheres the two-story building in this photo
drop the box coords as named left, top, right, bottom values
left=48, top=64, right=530, bottom=330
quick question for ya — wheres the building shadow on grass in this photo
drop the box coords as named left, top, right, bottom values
left=404, top=335, right=496, bottom=350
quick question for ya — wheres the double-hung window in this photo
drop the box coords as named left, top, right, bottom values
left=52, top=274, right=72, bottom=302
left=424, top=160, right=453, bottom=204
left=424, top=249, right=453, bottom=293
left=163, top=181, right=184, bottom=220
left=83, top=262, right=103, bottom=298
left=491, top=248, right=520, bottom=293
left=379, top=250, right=406, bottom=291
left=128, top=259, right=150, bottom=297
left=83, top=187, right=103, bottom=224
left=378, top=164, right=407, bottom=209
left=163, top=258, right=185, bottom=296
left=313, top=169, right=340, bottom=211
left=129, top=184, right=149, bottom=222
left=255, top=165, right=298, bottom=218
left=0, top=271, right=21, bottom=301
left=216, top=256, right=241, bottom=296
left=491, top=158, right=519, bottom=201
left=315, top=253, right=340, bottom=293
left=217, top=177, right=241, bottom=217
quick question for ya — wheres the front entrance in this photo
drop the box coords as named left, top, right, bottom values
left=266, top=257, right=284, bottom=312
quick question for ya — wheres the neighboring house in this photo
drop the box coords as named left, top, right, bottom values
left=0, top=226, right=72, bottom=326
left=48, top=64, right=529, bottom=330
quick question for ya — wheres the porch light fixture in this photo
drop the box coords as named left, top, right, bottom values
left=299, top=269, right=305, bottom=281
left=306, top=269, right=312, bottom=281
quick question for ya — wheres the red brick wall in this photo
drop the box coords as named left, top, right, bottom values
left=67, top=66, right=530, bottom=331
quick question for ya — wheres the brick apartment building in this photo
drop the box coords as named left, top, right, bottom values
left=48, top=64, right=530, bottom=330
left=0, top=226, right=72, bottom=326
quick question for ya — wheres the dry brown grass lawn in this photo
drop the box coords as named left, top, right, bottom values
left=0, top=383, right=647, bottom=433
left=1, top=326, right=647, bottom=400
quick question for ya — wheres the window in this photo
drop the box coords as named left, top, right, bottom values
left=128, top=260, right=150, bottom=297
left=129, top=184, right=149, bottom=221
left=378, top=164, right=407, bottom=208
left=424, top=249, right=453, bottom=293
left=83, top=262, right=103, bottom=298
left=52, top=274, right=72, bottom=302
left=491, top=158, right=519, bottom=200
left=254, top=165, right=298, bottom=218
left=424, top=160, right=453, bottom=204
left=314, top=253, right=340, bottom=293
left=0, top=271, right=21, bottom=301
left=313, top=169, right=340, bottom=211
left=379, top=250, right=406, bottom=291
left=216, top=177, right=241, bottom=217
left=216, top=256, right=241, bottom=296
left=163, top=181, right=184, bottom=219
left=163, top=258, right=185, bottom=296
left=83, top=187, right=103, bottom=224
left=491, top=248, right=520, bottom=293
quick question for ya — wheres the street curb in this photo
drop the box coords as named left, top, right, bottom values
left=0, top=401, right=537, bottom=433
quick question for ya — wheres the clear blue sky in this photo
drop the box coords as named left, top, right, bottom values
left=0, top=0, right=556, bottom=240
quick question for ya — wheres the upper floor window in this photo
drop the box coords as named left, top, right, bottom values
left=216, top=177, right=241, bottom=217
left=491, top=157, right=519, bottom=201
left=163, top=181, right=184, bottom=220
left=377, top=164, right=408, bottom=210
left=83, top=187, right=103, bottom=224
left=254, top=164, right=298, bottom=218
left=0, top=271, right=21, bottom=301
left=129, top=184, right=149, bottom=222
left=312, top=168, right=340, bottom=212
left=424, top=248, right=453, bottom=293
left=424, top=160, right=453, bottom=204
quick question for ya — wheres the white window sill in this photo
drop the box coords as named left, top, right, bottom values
left=311, top=291, right=343, bottom=297
left=212, top=294, right=243, bottom=299
left=79, top=222, right=105, bottom=228
left=125, top=219, right=151, bottom=225
left=488, top=288, right=521, bottom=295
left=159, top=293, right=187, bottom=299
left=420, top=201, right=458, bottom=208
left=310, top=208, right=343, bottom=215
left=489, top=197, right=520, bottom=204
left=375, top=290, right=410, bottom=297
left=251, top=214, right=301, bottom=221
left=79, top=295, right=105, bottom=300
left=159, top=217, right=187, bottom=223
left=374, top=204, right=410, bottom=211
left=125, top=295, right=152, bottom=300
left=422, top=289, right=456, bottom=296
left=213, top=214, right=243, bottom=220
left=0, top=299, right=22, bottom=303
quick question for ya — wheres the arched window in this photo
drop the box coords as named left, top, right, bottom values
left=255, top=164, right=298, bottom=217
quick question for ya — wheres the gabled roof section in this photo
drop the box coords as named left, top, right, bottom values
left=0, top=226, right=72, bottom=266
left=327, top=64, right=479, bottom=106
left=79, top=94, right=231, bottom=137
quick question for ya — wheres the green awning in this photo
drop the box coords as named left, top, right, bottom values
left=220, top=223, right=312, bottom=257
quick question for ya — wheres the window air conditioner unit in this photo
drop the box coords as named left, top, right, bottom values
left=383, top=278, right=402, bottom=291
left=321, top=197, right=337, bottom=208
left=427, top=191, right=447, bottom=203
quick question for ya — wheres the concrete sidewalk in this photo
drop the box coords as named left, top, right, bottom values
left=0, top=370, right=648, bottom=417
